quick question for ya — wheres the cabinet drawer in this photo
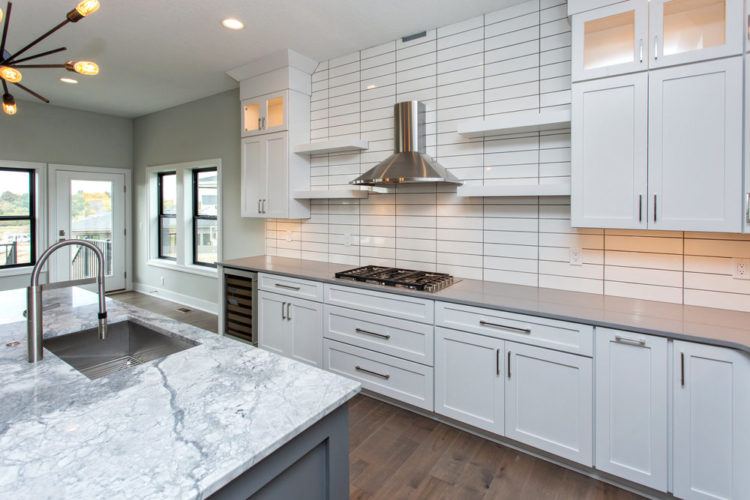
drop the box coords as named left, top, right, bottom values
left=435, top=302, right=594, bottom=356
left=324, top=284, right=434, bottom=324
left=324, top=305, right=434, bottom=365
left=259, top=273, right=324, bottom=302
left=323, top=339, right=434, bottom=411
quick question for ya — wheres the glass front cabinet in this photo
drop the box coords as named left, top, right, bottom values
left=573, top=0, right=743, bottom=81
left=241, top=92, right=287, bottom=137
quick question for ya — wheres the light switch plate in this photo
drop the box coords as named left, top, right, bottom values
left=569, top=247, right=583, bottom=266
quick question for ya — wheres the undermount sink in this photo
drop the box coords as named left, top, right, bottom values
left=44, top=320, right=199, bottom=380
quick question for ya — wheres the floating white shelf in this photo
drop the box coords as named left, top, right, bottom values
left=293, top=138, right=369, bottom=154
left=457, top=109, right=571, bottom=137
left=457, top=181, right=571, bottom=198
left=293, top=189, right=371, bottom=199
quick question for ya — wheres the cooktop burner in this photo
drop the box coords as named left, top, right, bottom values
left=335, top=266, right=455, bottom=293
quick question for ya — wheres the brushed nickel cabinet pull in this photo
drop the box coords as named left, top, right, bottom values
left=654, top=35, right=659, bottom=60
left=257, top=117, right=261, bottom=130
left=286, top=302, right=292, bottom=321
left=615, top=335, right=646, bottom=346
left=257, top=199, right=262, bottom=213
left=480, top=320, right=531, bottom=334
left=496, top=348, right=500, bottom=376
left=680, top=352, right=685, bottom=387
left=262, top=117, right=266, bottom=129
left=355, top=365, right=390, bottom=380
left=507, top=351, right=511, bottom=379
left=638, top=38, right=643, bottom=62
left=281, top=302, right=286, bottom=320
left=653, top=194, right=657, bottom=222
left=355, top=328, right=390, bottom=340
left=261, top=199, right=266, bottom=213
left=639, top=194, right=643, bottom=222
left=274, top=283, right=301, bottom=291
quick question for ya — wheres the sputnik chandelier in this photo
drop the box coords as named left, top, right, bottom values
left=0, top=0, right=101, bottom=115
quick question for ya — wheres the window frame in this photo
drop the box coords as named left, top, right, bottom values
left=192, top=167, right=218, bottom=267
left=0, top=167, right=36, bottom=269
left=157, top=171, right=177, bottom=261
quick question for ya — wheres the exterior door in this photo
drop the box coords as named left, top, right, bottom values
left=434, top=327, right=505, bottom=435
left=673, top=341, right=750, bottom=500
left=53, top=169, right=126, bottom=291
left=572, top=72, right=648, bottom=228
left=505, top=341, right=593, bottom=466
left=595, top=328, right=668, bottom=491
left=257, top=291, right=289, bottom=356
left=648, top=57, right=742, bottom=231
left=287, top=297, right=323, bottom=367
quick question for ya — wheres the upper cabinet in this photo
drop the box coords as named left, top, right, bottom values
left=572, top=0, right=743, bottom=82
left=242, top=92, right=288, bottom=137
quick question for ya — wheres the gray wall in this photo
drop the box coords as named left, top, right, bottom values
left=0, top=100, right=133, bottom=290
left=133, top=89, right=264, bottom=307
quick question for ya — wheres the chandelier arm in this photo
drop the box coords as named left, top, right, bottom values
left=12, top=82, right=49, bottom=103
left=1, top=78, right=8, bottom=94
left=0, top=2, right=12, bottom=58
left=12, top=64, right=66, bottom=69
left=10, top=46, right=67, bottom=65
left=2, top=18, right=70, bottom=65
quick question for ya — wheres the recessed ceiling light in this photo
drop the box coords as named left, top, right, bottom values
left=221, top=18, right=244, bottom=30
left=60, top=77, right=78, bottom=84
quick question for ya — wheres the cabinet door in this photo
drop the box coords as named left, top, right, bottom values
left=263, top=93, right=287, bottom=133
left=595, top=329, right=668, bottom=491
left=241, top=136, right=266, bottom=218
left=572, top=0, right=649, bottom=82
left=673, top=342, right=750, bottom=500
left=242, top=99, right=263, bottom=136
left=649, top=0, right=744, bottom=68
left=572, top=73, right=648, bottom=228
left=434, top=328, right=504, bottom=435
left=287, top=297, right=323, bottom=367
left=257, top=291, right=289, bottom=356
left=648, top=57, right=742, bottom=232
left=505, top=342, right=593, bottom=466
left=263, top=132, right=289, bottom=219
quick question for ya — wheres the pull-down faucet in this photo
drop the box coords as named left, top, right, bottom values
left=27, top=239, right=108, bottom=363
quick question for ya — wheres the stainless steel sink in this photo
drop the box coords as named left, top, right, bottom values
left=44, top=320, right=199, bottom=380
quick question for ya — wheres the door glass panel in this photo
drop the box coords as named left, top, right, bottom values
left=584, top=11, right=636, bottom=70
left=243, top=102, right=261, bottom=132
left=70, top=180, right=113, bottom=277
left=663, top=0, right=726, bottom=56
left=267, top=96, right=284, bottom=128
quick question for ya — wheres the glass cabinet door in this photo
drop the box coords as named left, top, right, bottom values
left=265, top=95, right=285, bottom=131
left=242, top=101, right=262, bottom=135
left=572, top=0, right=649, bottom=82
left=649, top=0, right=743, bottom=67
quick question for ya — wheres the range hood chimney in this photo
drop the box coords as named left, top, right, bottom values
left=350, top=101, right=462, bottom=186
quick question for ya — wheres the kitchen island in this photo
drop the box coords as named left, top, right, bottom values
left=0, top=287, right=360, bottom=499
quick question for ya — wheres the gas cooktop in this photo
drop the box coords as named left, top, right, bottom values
left=335, top=266, right=455, bottom=293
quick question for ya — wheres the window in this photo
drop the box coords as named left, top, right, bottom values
left=192, top=168, right=218, bottom=266
left=0, top=168, right=36, bottom=268
left=157, top=171, right=177, bottom=260
left=149, top=160, right=221, bottom=275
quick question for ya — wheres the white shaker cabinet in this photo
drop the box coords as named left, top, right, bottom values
left=572, top=0, right=649, bottom=82
left=595, top=329, right=668, bottom=491
left=434, top=327, right=505, bottom=435
left=504, top=342, right=594, bottom=466
left=572, top=73, right=648, bottom=228
left=673, top=341, right=750, bottom=500
left=242, top=92, right=287, bottom=137
left=258, top=290, right=323, bottom=367
left=648, top=57, right=742, bottom=232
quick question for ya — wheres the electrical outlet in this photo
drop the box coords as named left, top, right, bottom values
left=733, top=259, right=750, bottom=279
left=569, top=247, right=583, bottom=266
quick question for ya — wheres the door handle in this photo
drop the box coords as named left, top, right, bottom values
left=653, top=194, right=657, bottom=222
left=680, top=352, right=685, bottom=387
left=257, top=117, right=261, bottom=130
left=615, top=335, right=646, bottom=346
left=281, top=301, right=286, bottom=320
left=479, top=320, right=531, bottom=334
left=638, top=38, right=643, bottom=63
left=274, top=283, right=301, bottom=291
left=261, top=117, right=266, bottom=129
left=355, top=328, right=390, bottom=340
left=638, top=194, right=643, bottom=222
left=507, top=351, right=511, bottom=379
left=654, top=35, right=659, bottom=60
left=286, top=302, right=292, bottom=321
left=257, top=199, right=261, bottom=214
left=261, top=199, right=266, bottom=213
left=496, top=348, right=500, bottom=376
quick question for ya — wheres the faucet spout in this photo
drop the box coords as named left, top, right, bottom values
left=27, top=239, right=108, bottom=363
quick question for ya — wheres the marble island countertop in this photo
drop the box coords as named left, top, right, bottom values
left=0, top=287, right=360, bottom=499
left=221, top=255, right=750, bottom=353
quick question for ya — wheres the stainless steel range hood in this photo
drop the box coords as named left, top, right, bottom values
left=351, top=101, right=462, bottom=186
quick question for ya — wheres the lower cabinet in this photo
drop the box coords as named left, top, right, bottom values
left=505, top=341, right=593, bottom=466
left=258, top=290, right=323, bottom=367
left=673, top=341, right=750, bottom=500
left=434, top=327, right=504, bottom=435
left=595, top=328, right=668, bottom=491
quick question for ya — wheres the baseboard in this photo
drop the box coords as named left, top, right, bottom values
left=132, top=282, right=218, bottom=314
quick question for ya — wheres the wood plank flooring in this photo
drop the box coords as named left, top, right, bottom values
left=111, top=291, right=643, bottom=500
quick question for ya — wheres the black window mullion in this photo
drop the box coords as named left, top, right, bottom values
left=157, top=171, right=176, bottom=261
left=192, top=167, right=218, bottom=267
left=0, top=168, right=35, bottom=269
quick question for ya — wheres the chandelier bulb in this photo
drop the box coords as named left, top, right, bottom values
left=65, top=60, right=99, bottom=76
left=2, top=93, right=17, bottom=116
left=0, top=66, right=22, bottom=84
left=67, top=0, right=100, bottom=22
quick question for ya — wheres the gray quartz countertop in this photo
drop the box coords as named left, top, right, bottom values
left=0, top=287, right=360, bottom=499
left=221, top=255, right=750, bottom=354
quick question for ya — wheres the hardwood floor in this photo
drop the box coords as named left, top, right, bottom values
left=112, top=292, right=642, bottom=500
left=347, top=395, right=643, bottom=500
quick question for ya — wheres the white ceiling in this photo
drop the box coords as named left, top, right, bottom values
left=2, top=0, right=516, bottom=118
